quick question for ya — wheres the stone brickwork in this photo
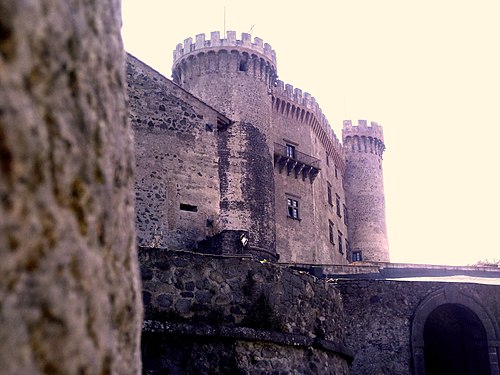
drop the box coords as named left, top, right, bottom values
left=127, top=31, right=391, bottom=265
left=343, top=120, right=389, bottom=262
left=0, top=1, right=142, bottom=373
left=127, top=54, right=229, bottom=250
left=139, top=248, right=352, bottom=374
left=271, top=83, right=349, bottom=264
left=172, top=32, right=277, bottom=257
left=334, top=279, right=500, bottom=375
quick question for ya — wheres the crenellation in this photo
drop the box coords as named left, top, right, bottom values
left=272, top=80, right=346, bottom=172
left=183, top=37, right=192, bottom=54
left=210, top=31, right=220, bottom=46
left=242, top=32, right=251, bottom=45
left=226, top=30, right=236, bottom=44
left=294, top=88, right=303, bottom=105
left=342, top=119, right=384, bottom=142
left=173, top=31, right=277, bottom=67
left=195, top=33, right=205, bottom=48
left=254, top=37, right=264, bottom=48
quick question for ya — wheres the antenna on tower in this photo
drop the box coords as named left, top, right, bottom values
left=249, top=24, right=255, bottom=34
left=223, top=6, right=226, bottom=35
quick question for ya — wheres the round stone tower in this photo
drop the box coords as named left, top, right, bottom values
left=172, top=31, right=277, bottom=259
left=342, top=120, right=389, bottom=262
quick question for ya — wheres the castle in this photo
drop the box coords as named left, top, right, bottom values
left=3, top=3, right=498, bottom=373
left=128, top=31, right=500, bottom=375
left=131, top=31, right=389, bottom=265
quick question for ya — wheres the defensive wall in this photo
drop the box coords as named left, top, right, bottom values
left=137, top=246, right=500, bottom=375
left=139, top=248, right=352, bottom=374
left=335, top=278, right=500, bottom=375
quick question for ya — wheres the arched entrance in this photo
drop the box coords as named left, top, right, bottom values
left=423, top=303, right=490, bottom=375
left=411, top=287, right=500, bottom=375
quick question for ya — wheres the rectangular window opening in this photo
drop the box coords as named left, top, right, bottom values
left=329, top=220, right=335, bottom=244
left=327, top=184, right=333, bottom=206
left=352, top=250, right=362, bottom=262
left=286, top=144, right=296, bottom=159
left=336, top=194, right=342, bottom=217
left=338, top=231, right=343, bottom=254
left=287, top=197, right=300, bottom=220
left=180, top=203, right=198, bottom=212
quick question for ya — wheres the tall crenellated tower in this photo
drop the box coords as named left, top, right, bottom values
left=172, top=31, right=278, bottom=259
left=342, top=120, right=389, bottom=262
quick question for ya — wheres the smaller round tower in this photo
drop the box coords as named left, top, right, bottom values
left=342, top=120, right=389, bottom=262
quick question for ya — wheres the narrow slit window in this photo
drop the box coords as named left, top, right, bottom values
left=329, top=220, right=335, bottom=244
left=180, top=203, right=198, bottom=212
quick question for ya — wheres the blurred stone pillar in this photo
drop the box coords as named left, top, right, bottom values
left=0, top=0, right=142, bottom=373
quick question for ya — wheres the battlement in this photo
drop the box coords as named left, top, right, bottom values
left=342, top=120, right=384, bottom=142
left=173, top=31, right=277, bottom=67
left=273, top=80, right=345, bottom=166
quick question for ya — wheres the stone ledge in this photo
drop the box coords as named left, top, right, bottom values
left=143, top=320, right=354, bottom=362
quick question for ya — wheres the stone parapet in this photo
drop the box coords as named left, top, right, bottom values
left=273, top=80, right=345, bottom=172
left=139, top=247, right=351, bottom=374
left=342, top=119, right=385, bottom=157
left=173, top=31, right=277, bottom=68
left=342, top=119, right=384, bottom=143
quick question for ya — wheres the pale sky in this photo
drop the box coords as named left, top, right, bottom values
left=121, top=0, right=500, bottom=266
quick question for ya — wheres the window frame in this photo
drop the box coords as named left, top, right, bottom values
left=352, top=250, right=362, bottom=262
left=285, top=143, right=296, bottom=159
left=328, top=220, right=335, bottom=244
left=287, top=197, right=300, bottom=220
left=336, top=194, right=342, bottom=217
left=327, top=183, right=333, bottom=206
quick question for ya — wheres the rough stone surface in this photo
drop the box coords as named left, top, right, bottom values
left=139, top=247, right=350, bottom=374
left=0, top=1, right=142, bottom=373
left=271, top=96, right=349, bottom=264
left=172, top=38, right=277, bottom=256
left=127, top=54, right=228, bottom=250
left=334, top=279, right=500, bottom=375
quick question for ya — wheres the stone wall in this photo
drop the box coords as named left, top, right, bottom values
left=139, top=247, right=352, bottom=374
left=0, top=1, right=141, bottom=373
left=271, top=98, right=349, bottom=264
left=334, top=279, right=500, bottom=375
left=172, top=33, right=277, bottom=256
left=127, top=54, right=228, bottom=250
left=342, top=120, right=389, bottom=262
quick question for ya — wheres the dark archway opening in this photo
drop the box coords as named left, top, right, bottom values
left=424, top=303, right=491, bottom=375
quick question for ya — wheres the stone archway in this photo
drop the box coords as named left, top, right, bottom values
left=411, top=286, right=500, bottom=375
left=423, top=303, right=490, bottom=374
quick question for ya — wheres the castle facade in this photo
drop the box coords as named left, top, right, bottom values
left=126, top=32, right=500, bottom=375
left=129, top=31, right=389, bottom=264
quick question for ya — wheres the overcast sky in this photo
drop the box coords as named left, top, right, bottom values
left=121, top=0, right=500, bottom=266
